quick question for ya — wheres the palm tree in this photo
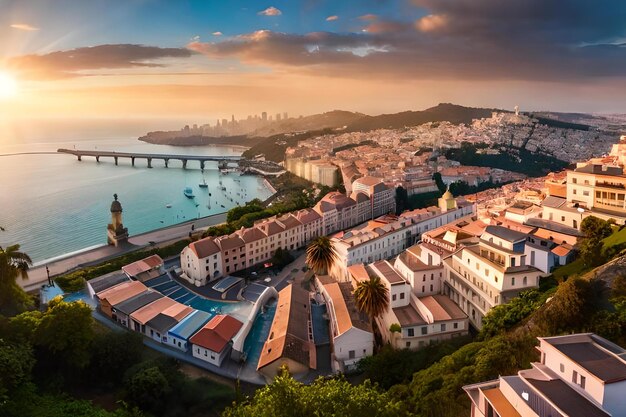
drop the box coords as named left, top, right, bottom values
left=305, top=236, right=337, bottom=276
left=353, top=275, right=389, bottom=331
left=0, top=243, right=33, bottom=315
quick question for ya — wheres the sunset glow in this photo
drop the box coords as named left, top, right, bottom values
left=0, top=72, right=18, bottom=99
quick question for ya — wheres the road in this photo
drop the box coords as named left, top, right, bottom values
left=20, top=212, right=228, bottom=292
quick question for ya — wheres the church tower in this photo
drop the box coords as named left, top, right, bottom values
left=438, top=186, right=457, bottom=213
left=107, top=193, right=128, bottom=246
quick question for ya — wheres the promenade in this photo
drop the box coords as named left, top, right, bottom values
left=20, top=212, right=228, bottom=292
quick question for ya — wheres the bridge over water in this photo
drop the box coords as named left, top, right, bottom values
left=57, top=148, right=242, bottom=169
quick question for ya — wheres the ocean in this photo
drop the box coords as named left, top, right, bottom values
left=0, top=118, right=274, bottom=264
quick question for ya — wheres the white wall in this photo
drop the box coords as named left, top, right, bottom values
left=192, top=344, right=228, bottom=367
left=334, top=328, right=374, bottom=371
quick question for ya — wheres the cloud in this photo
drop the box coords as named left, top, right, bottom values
left=8, top=44, right=196, bottom=79
left=415, top=14, right=447, bottom=33
left=326, top=15, right=339, bottom=22
left=188, top=1, right=626, bottom=83
left=191, top=35, right=200, bottom=42
left=358, top=14, right=378, bottom=21
left=258, top=6, right=282, bottom=16
left=212, top=31, right=223, bottom=36
left=10, top=23, right=39, bottom=31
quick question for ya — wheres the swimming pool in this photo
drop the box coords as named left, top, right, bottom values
left=242, top=299, right=277, bottom=368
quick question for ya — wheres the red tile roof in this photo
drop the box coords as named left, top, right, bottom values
left=190, top=238, right=221, bottom=259
left=190, top=314, right=243, bottom=353
left=122, top=255, right=163, bottom=277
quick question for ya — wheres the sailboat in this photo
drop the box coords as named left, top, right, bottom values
left=199, top=173, right=208, bottom=188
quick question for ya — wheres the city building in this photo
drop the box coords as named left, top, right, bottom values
left=257, top=284, right=315, bottom=380
left=353, top=261, right=468, bottom=350
left=442, top=225, right=543, bottom=329
left=315, top=276, right=373, bottom=372
left=332, top=194, right=475, bottom=280
left=190, top=314, right=243, bottom=366
left=180, top=238, right=222, bottom=287
left=111, top=289, right=163, bottom=328
left=351, top=176, right=396, bottom=218
left=464, top=333, right=626, bottom=417
left=87, top=272, right=129, bottom=299
left=95, top=280, right=147, bottom=319
left=144, top=302, right=193, bottom=343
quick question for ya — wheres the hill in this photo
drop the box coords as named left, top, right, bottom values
left=345, top=103, right=499, bottom=131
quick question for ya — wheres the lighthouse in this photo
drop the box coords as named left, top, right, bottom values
left=107, top=193, right=129, bottom=246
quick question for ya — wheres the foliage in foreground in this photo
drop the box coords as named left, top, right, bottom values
left=223, top=368, right=407, bottom=417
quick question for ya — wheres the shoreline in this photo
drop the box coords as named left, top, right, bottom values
left=20, top=211, right=230, bottom=293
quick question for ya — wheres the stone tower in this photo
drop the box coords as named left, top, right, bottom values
left=107, top=193, right=128, bottom=246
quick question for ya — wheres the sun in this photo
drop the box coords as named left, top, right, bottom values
left=0, top=72, right=19, bottom=99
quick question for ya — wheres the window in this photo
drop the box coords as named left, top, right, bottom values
left=573, top=189, right=577, bottom=195
left=572, top=370, right=578, bottom=383
left=523, top=276, right=527, bottom=285
left=561, top=216, right=565, bottom=222
left=511, top=258, right=516, bottom=267
left=405, top=341, right=411, bottom=348
left=572, top=178, right=577, bottom=184
left=407, top=328, right=415, bottom=337
left=392, top=294, right=397, bottom=301
left=583, top=191, right=589, bottom=196
left=512, top=277, right=516, bottom=286
left=430, top=284, right=433, bottom=291
left=421, top=327, right=427, bottom=335
left=580, top=375, right=586, bottom=389
left=441, top=324, right=446, bottom=332
left=400, top=292, right=405, bottom=300
left=453, top=322, right=459, bottom=329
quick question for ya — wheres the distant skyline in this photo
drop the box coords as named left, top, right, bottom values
left=1, top=0, right=626, bottom=120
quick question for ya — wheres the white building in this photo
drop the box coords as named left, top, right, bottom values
left=190, top=314, right=243, bottom=367
left=180, top=238, right=223, bottom=287
left=315, top=276, right=374, bottom=372
left=332, top=194, right=475, bottom=280
left=442, top=225, right=543, bottom=329
left=465, top=333, right=626, bottom=417
left=353, top=261, right=469, bottom=350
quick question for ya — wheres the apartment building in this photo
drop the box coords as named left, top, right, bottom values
left=351, top=176, right=396, bottom=218
left=355, top=261, right=468, bottom=350
left=464, top=333, right=626, bottom=417
left=180, top=208, right=322, bottom=286
left=442, top=225, right=543, bottom=329
left=332, top=195, right=475, bottom=280
left=314, top=191, right=360, bottom=235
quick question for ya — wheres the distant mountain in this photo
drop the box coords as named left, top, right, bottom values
left=345, top=103, right=500, bottom=131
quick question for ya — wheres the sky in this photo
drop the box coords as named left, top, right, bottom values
left=1, top=0, right=626, bottom=123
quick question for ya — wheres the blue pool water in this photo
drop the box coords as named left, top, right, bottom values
left=242, top=299, right=277, bottom=367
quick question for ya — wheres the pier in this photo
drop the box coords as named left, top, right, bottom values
left=57, top=148, right=242, bottom=169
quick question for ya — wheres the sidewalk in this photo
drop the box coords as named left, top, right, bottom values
left=20, top=212, right=228, bottom=292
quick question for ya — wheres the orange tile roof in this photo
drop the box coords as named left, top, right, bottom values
left=130, top=297, right=178, bottom=325
left=97, top=281, right=147, bottom=306
left=161, top=303, right=194, bottom=321
left=189, top=238, right=221, bottom=258
left=189, top=314, right=243, bottom=353
left=122, top=255, right=163, bottom=277
left=551, top=244, right=573, bottom=257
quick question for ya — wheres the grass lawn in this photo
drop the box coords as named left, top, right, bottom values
left=602, top=226, right=626, bottom=248
left=553, top=226, right=626, bottom=280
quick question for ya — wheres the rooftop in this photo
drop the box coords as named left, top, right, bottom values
left=130, top=296, right=178, bottom=325
left=542, top=333, right=626, bottom=383
left=113, top=290, right=163, bottom=315
left=420, top=295, right=467, bottom=322
left=167, top=310, right=213, bottom=340
left=257, top=284, right=312, bottom=370
left=393, top=303, right=426, bottom=327
left=87, top=272, right=130, bottom=294
left=190, top=238, right=221, bottom=259
left=97, top=280, right=147, bottom=306
left=122, top=254, right=163, bottom=278
left=372, top=260, right=405, bottom=285
left=483, top=225, right=528, bottom=243
left=189, top=314, right=243, bottom=353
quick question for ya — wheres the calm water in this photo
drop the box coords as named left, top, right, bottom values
left=0, top=120, right=273, bottom=263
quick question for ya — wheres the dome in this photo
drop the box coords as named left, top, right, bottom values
left=110, top=194, right=123, bottom=213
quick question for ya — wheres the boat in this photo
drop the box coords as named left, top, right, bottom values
left=165, top=204, right=172, bottom=208
left=199, top=175, right=208, bottom=188
left=183, top=187, right=195, bottom=198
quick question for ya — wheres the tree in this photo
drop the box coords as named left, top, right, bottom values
left=124, top=366, right=171, bottom=415
left=432, top=172, right=446, bottom=194
left=0, top=244, right=33, bottom=316
left=34, top=298, right=95, bottom=370
left=581, top=216, right=613, bottom=240
left=223, top=367, right=407, bottom=417
left=354, top=275, right=389, bottom=330
left=305, top=236, right=337, bottom=275
left=0, top=339, right=35, bottom=404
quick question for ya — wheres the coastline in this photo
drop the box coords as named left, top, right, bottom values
left=20, top=211, right=229, bottom=292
